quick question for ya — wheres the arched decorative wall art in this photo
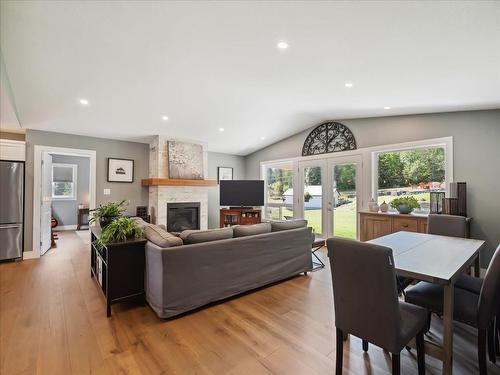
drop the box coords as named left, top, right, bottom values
left=301, top=121, right=357, bottom=156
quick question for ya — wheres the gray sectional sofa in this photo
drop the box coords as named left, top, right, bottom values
left=138, top=219, right=313, bottom=318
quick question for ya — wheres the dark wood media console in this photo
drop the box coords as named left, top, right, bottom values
left=220, top=208, right=261, bottom=227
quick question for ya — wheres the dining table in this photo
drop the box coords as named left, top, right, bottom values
left=369, top=231, right=485, bottom=375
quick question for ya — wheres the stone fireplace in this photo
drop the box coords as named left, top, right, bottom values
left=166, top=202, right=200, bottom=232
left=147, top=136, right=210, bottom=230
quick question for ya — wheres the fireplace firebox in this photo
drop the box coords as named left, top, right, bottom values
left=167, top=202, right=200, bottom=232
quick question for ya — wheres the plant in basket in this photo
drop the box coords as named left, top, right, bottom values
left=93, top=217, right=143, bottom=250
left=89, top=200, right=128, bottom=228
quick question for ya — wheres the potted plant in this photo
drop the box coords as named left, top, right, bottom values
left=93, top=217, right=144, bottom=250
left=390, top=196, right=419, bottom=214
left=89, top=199, right=128, bottom=229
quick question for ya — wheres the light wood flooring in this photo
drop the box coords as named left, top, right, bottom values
left=1, top=231, right=499, bottom=375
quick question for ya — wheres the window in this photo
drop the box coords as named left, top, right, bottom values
left=264, top=162, right=294, bottom=220
left=52, top=164, right=77, bottom=200
left=375, top=146, right=446, bottom=212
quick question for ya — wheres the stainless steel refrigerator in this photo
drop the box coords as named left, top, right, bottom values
left=0, top=160, right=24, bottom=260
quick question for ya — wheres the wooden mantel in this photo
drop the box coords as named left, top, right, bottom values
left=141, top=178, right=218, bottom=187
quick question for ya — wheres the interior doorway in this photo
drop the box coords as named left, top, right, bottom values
left=31, top=146, right=96, bottom=259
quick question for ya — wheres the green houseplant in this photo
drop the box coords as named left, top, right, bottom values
left=89, top=200, right=128, bottom=228
left=93, top=217, right=144, bottom=250
left=390, top=196, right=420, bottom=214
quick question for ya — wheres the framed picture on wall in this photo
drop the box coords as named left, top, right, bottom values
left=217, top=167, right=233, bottom=183
left=107, top=158, right=134, bottom=183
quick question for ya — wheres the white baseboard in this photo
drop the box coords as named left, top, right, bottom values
left=54, top=225, right=78, bottom=231
left=22, top=250, right=39, bottom=260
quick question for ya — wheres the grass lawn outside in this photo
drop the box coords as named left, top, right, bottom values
left=271, top=203, right=357, bottom=240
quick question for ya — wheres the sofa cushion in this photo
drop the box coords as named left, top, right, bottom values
left=180, top=228, right=234, bottom=244
left=144, top=224, right=183, bottom=248
left=270, top=219, right=308, bottom=232
left=233, top=223, right=272, bottom=238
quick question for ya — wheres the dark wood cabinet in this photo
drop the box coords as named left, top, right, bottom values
left=220, top=208, right=261, bottom=227
left=90, top=227, right=147, bottom=317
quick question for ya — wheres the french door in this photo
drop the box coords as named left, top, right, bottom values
left=298, top=155, right=362, bottom=239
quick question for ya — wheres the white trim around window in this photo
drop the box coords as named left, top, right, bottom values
left=371, top=138, right=453, bottom=202
left=260, top=136, right=453, bottom=215
left=51, top=163, right=78, bottom=200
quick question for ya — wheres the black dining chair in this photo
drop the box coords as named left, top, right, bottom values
left=454, top=245, right=500, bottom=361
left=405, top=245, right=500, bottom=375
left=327, top=237, right=427, bottom=375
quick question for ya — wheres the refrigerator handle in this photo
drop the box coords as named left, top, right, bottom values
left=0, top=225, right=22, bottom=229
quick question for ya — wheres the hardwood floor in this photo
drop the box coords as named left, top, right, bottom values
left=1, top=231, right=499, bottom=375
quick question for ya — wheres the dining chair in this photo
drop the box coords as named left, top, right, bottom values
left=427, top=214, right=470, bottom=238
left=327, top=237, right=427, bottom=375
left=405, top=245, right=500, bottom=375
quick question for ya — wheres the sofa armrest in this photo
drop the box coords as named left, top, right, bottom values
left=145, top=241, right=167, bottom=315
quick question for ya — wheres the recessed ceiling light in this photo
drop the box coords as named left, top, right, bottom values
left=79, top=98, right=89, bottom=106
left=161, top=115, right=169, bottom=121
left=344, top=82, right=353, bottom=88
left=260, top=136, right=265, bottom=140
left=277, top=41, right=289, bottom=50
left=384, top=106, right=391, bottom=110
left=219, top=128, right=225, bottom=132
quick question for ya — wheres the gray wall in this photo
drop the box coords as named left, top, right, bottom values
left=245, top=110, right=500, bottom=265
left=207, top=151, right=246, bottom=228
left=25, top=129, right=149, bottom=251
left=50, top=154, right=90, bottom=227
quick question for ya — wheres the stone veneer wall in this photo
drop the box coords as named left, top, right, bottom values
left=148, top=135, right=209, bottom=229
left=149, top=186, right=208, bottom=230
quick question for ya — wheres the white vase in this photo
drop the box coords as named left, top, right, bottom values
left=368, top=199, right=379, bottom=212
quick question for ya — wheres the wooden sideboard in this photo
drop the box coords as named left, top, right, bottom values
left=359, top=211, right=428, bottom=241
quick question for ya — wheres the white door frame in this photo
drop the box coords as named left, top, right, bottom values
left=26, top=145, right=96, bottom=259
left=261, top=136, right=453, bottom=216
left=296, top=155, right=362, bottom=239
left=326, top=154, right=363, bottom=239
left=297, top=159, right=328, bottom=237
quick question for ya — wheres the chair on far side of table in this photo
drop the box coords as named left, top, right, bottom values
left=427, top=214, right=471, bottom=238
left=327, top=237, right=427, bottom=375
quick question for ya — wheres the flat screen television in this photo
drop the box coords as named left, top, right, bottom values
left=220, top=180, right=264, bottom=207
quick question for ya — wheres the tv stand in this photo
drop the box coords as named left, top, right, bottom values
left=220, top=208, right=261, bottom=227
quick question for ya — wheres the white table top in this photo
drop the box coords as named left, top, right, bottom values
left=369, top=231, right=485, bottom=285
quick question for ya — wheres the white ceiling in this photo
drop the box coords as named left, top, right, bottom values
left=1, top=1, right=499, bottom=155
